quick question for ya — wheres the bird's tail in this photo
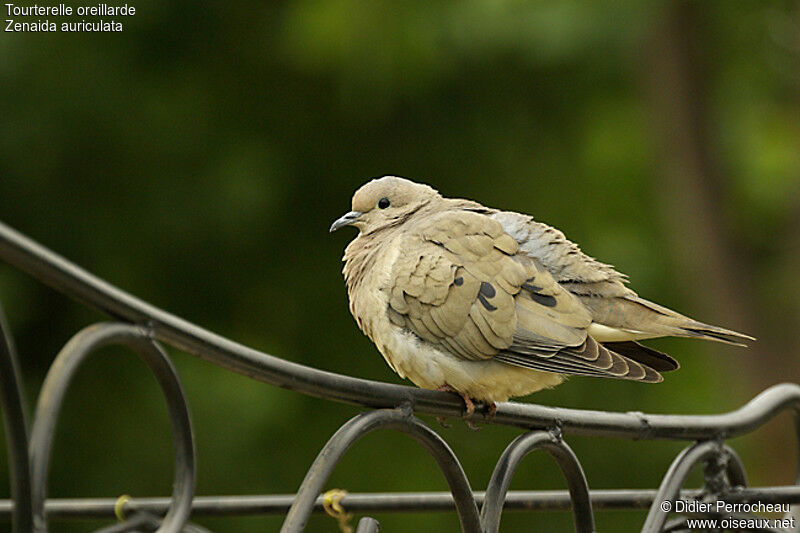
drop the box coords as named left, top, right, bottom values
left=629, top=296, right=755, bottom=347
left=583, top=295, right=756, bottom=347
left=679, top=321, right=755, bottom=347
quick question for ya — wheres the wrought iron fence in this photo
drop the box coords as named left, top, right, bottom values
left=0, top=219, right=798, bottom=532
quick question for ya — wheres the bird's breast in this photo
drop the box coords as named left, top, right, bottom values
left=346, top=242, right=401, bottom=341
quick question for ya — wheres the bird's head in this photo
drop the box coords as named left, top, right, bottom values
left=330, top=176, right=440, bottom=234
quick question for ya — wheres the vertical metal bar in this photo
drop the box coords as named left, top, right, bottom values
left=482, top=431, right=594, bottom=533
left=281, top=408, right=481, bottom=533
left=0, top=303, right=33, bottom=533
left=27, top=323, right=196, bottom=533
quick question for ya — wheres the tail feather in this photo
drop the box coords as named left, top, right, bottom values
left=621, top=296, right=755, bottom=347
left=581, top=295, right=755, bottom=347
left=681, top=322, right=755, bottom=347
left=602, top=341, right=679, bottom=372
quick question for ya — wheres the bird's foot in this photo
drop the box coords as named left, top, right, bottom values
left=464, top=401, right=496, bottom=431
left=436, top=385, right=480, bottom=429
left=436, top=385, right=474, bottom=415
left=461, top=394, right=475, bottom=417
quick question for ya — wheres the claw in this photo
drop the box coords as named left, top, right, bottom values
left=436, top=385, right=479, bottom=428
left=461, top=394, right=475, bottom=417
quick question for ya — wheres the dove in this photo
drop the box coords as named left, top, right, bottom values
left=330, top=176, right=753, bottom=415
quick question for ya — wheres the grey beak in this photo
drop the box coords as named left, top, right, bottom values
left=329, top=211, right=363, bottom=232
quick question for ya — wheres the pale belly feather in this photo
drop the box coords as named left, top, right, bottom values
left=379, top=327, right=563, bottom=403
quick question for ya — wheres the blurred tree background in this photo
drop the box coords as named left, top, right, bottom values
left=1, top=1, right=799, bottom=531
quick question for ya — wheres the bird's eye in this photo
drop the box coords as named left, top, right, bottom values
left=378, top=197, right=390, bottom=209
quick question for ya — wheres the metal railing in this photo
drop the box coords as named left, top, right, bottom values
left=0, top=219, right=798, bottom=532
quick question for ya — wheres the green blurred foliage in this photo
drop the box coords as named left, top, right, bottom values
left=0, top=1, right=799, bottom=531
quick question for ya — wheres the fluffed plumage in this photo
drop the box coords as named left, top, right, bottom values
left=330, top=176, right=753, bottom=404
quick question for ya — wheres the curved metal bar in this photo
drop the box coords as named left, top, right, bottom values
left=280, top=408, right=481, bottom=533
left=642, top=441, right=746, bottom=533
left=93, top=512, right=154, bottom=533
left=482, top=430, right=594, bottom=533
left=661, top=516, right=690, bottom=532
left=94, top=511, right=214, bottom=533
left=28, top=323, right=196, bottom=533
left=712, top=445, right=748, bottom=489
left=354, top=517, right=380, bottom=533
left=0, top=221, right=798, bottom=439
left=0, top=302, right=33, bottom=532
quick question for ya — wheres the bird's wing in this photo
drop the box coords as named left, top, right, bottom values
left=490, top=210, right=752, bottom=346
left=489, top=210, right=633, bottom=298
left=387, top=210, right=524, bottom=361
left=388, top=209, right=663, bottom=382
